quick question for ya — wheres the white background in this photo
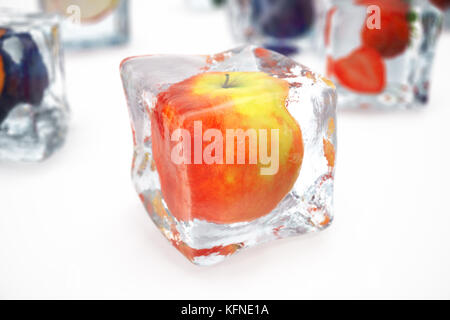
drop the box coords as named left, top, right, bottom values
left=1, top=0, right=450, bottom=299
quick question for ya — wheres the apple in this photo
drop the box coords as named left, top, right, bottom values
left=150, top=72, right=304, bottom=224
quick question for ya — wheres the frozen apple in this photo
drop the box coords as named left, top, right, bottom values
left=151, top=71, right=304, bottom=224
left=120, top=47, right=337, bottom=265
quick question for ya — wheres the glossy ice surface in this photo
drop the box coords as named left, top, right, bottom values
left=0, top=12, right=68, bottom=161
left=40, top=0, right=129, bottom=49
left=120, top=46, right=336, bottom=265
left=186, top=0, right=226, bottom=10
left=445, top=8, right=450, bottom=29
left=326, top=0, right=443, bottom=109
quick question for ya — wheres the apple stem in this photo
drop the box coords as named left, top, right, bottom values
left=223, top=73, right=231, bottom=88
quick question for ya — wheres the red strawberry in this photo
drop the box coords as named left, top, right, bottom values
left=326, top=55, right=334, bottom=78
left=354, top=0, right=410, bottom=15
left=333, top=47, right=386, bottom=94
left=361, top=12, right=411, bottom=58
left=430, top=0, right=450, bottom=10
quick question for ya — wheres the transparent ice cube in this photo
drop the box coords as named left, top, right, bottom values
left=120, top=46, right=337, bottom=266
left=0, top=0, right=41, bottom=13
left=429, top=0, right=450, bottom=29
left=186, top=0, right=226, bottom=11
left=325, top=0, right=443, bottom=109
left=0, top=11, right=68, bottom=161
left=227, top=0, right=328, bottom=57
left=445, top=8, right=450, bottom=29
left=40, top=0, right=129, bottom=49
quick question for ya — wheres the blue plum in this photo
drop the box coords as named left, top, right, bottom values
left=0, top=28, right=49, bottom=124
left=251, top=0, right=315, bottom=39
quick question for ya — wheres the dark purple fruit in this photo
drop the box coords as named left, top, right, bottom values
left=0, top=52, right=21, bottom=124
left=251, top=0, right=315, bottom=39
left=0, top=28, right=49, bottom=124
left=16, top=33, right=49, bottom=105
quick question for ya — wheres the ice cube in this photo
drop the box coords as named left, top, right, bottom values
left=227, top=0, right=324, bottom=56
left=440, top=4, right=450, bottom=29
left=0, top=12, right=69, bottom=161
left=120, top=46, right=337, bottom=266
left=186, top=0, right=226, bottom=11
left=325, top=0, right=443, bottom=109
left=40, top=0, right=129, bottom=49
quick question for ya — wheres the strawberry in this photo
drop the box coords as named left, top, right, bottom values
left=354, top=0, right=410, bottom=16
left=361, top=12, right=411, bottom=58
left=430, top=0, right=450, bottom=10
left=326, top=56, right=334, bottom=78
left=333, top=47, right=386, bottom=94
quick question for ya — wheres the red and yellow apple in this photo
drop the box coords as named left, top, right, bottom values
left=150, top=72, right=303, bottom=224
